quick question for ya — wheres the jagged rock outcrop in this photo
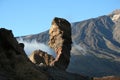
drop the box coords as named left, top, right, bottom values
left=0, top=28, right=48, bottom=80
left=48, top=17, right=72, bottom=70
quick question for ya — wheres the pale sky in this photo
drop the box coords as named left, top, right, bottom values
left=0, top=0, right=120, bottom=36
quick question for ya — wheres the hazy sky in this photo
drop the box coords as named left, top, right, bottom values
left=0, top=0, right=120, bottom=36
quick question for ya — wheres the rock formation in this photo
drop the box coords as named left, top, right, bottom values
left=0, top=28, right=48, bottom=80
left=48, top=17, right=72, bottom=70
left=29, top=17, right=72, bottom=70
left=0, top=27, right=92, bottom=80
left=29, top=49, right=54, bottom=66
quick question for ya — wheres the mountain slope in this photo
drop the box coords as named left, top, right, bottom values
left=17, top=30, right=49, bottom=44
left=67, top=15, right=120, bottom=77
left=17, top=10, right=120, bottom=77
left=71, top=15, right=120, bottom=59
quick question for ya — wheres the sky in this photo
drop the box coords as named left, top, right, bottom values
left=0, top=0, right=120, bottom=37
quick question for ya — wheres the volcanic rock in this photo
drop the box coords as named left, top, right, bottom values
left=0, top=28, right=48, bottom=80
left=29, top=17, right=72, bottom=70
left=29, top=49, right=54, bottom=66
left=48, top=17, right=72, bottom=70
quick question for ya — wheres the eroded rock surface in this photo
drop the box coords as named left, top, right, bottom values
left=29, top=50, right=54, bottom=66
left=48, top=17, right=72, bottom=70
left=30, top=17, right=72, bottom=70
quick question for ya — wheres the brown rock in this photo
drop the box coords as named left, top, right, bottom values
left=29, top=49, right=55, bottom=66
left=48, top=17, right=72, bottom=70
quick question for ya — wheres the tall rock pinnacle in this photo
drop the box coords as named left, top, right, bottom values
left=48, top=17, right=72, bottom=70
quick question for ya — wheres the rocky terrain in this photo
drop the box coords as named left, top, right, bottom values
left=0, top=18, right=93, bottom=80
left=17, top=9, right=120, bottom=77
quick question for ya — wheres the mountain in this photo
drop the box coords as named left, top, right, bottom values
left=68, top=13, right=120, bottom=77
left=17, top=9, right=120, bottom=77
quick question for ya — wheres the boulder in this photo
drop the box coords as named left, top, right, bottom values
left=29, top=49, right=54, bottom=66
